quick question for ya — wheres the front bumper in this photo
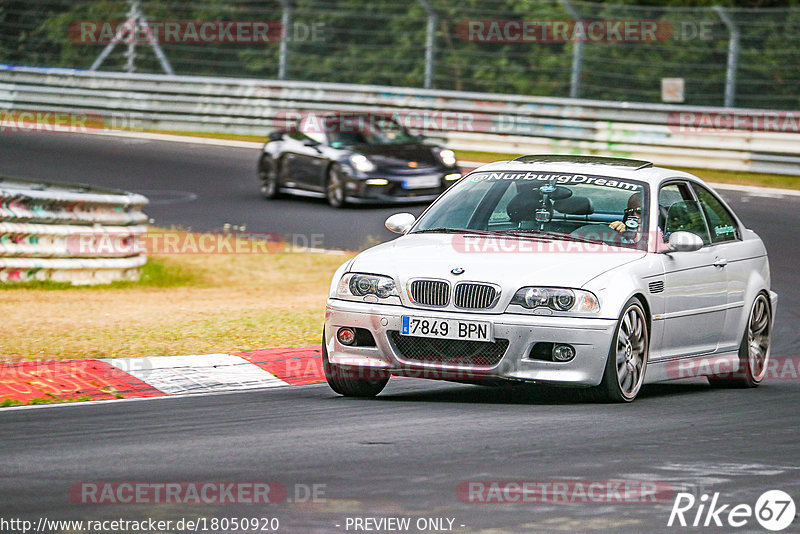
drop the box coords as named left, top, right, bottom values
left=325, top=299, right=618, bottom=387
left=343, top=169, right=459, bottom=203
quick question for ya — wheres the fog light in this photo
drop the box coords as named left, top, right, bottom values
left=552, top=344, right=575, bottom=362
left=444, top=173, right=461, bottom=181
left=337, top=327, right=356, bottom=346
left=365, top=178, right=389, bottom=186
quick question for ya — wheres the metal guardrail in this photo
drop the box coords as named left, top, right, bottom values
left=1, top=65, right=799, bottom=176
left=0, top=175, right=148, bottom=284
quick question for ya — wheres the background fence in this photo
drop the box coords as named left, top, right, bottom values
left=2, top=65, right=799, bottom=176
left=0, top=176, right=148, bottom=284
left=1, top=0, right=799, bottom=110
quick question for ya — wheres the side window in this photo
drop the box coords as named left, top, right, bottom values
left=692, top=184, right=740, bottom=243
left=659, top=182, right=711, bottom=245
left=658, top=184, right=685, bottom=210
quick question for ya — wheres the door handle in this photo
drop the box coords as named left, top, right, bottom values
left=713, top=258, right=728, bottom=267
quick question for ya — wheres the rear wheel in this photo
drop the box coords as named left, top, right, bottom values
left=259, top=155, right=281, bottom=199
left=585, top=298, right=649, bottom=403
left=708, top=292, right=771, bottom=388
left=322, top=330, right=389, bottom=397
left=326, top=164, right=347, bottom=208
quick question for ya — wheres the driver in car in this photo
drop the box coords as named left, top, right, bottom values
left=609, top=192, right=642, bottom=235
left=610, top=192, right=674, bottom=248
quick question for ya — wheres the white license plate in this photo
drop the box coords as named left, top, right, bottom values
left=402, top=175, right=441, bottom=189
left=401, top=316, right=493, bottom=342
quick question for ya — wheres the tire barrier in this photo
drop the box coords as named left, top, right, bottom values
left=0, top=176, right=148, bottom=284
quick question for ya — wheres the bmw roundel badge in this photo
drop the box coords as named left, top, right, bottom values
left=451, top=267, right=465, bottom=275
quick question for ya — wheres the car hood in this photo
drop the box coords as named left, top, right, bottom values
left=353, top=143, right=441, bottom=170
left=349, top=234, right=645, bottom=290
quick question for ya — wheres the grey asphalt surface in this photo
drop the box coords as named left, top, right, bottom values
left=1, top=132, right=799, bottom=533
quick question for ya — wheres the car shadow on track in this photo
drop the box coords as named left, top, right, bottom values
left=360, top=379, right=716, bottom=406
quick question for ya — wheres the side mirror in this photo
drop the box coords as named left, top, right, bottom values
left=666, top=231, right=704, bottom=253
left=267, top=130, right=284, bottom=142
left=416, top=133, right=427, bottom=142
left=385, top=213, right=416, bottom=235
left=303, top=138, right=321, bottom=148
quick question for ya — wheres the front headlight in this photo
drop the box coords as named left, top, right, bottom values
left=435, top=148, right=457, bottom=167
left=509, top=287, right=599, bottom=313
left=349, top=154, right=376, bottom=172
left=336, top=273, right=400, bottom=303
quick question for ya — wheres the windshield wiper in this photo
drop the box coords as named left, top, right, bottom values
left=413, top=228, right=552, bottom=241
left=413, top=228, right=504, bottom=235
left=506, top=229, right=610, bottom=246
left=411, top=228, right=528, bottom=236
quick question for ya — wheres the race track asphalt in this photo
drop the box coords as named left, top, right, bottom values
left=1, top=131, right=799, bottom=533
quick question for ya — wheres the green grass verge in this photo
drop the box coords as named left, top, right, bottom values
left=1, top=236, right=348, bottom=360
left=1, top=395, right=94, bottom=407
left=0, top=257, right=198, bottom=290
left=142, top=129, right=266, bottom=143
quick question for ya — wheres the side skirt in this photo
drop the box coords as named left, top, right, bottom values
left=644, top=351, right=740, bottom=384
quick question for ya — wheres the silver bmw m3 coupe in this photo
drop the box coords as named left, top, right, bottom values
left=323, top=155, right=777, bottom=402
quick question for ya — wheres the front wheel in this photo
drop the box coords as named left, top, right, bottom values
left=259, top=155, right=281, bottom=199
left=322, top=331, right=389, bottom=397
left=708, top=292, right=771, bottom=388
left=585, top=298, right=649, bottom=403
left=325, top=164, right=347, bottom=208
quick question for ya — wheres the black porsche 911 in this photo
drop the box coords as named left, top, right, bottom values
left=258, top=112, right=462, bottom=208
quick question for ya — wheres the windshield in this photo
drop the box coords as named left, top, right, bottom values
left=325, top=115, right=418, bottom=147
left=413, top=170, right=651, bottom=249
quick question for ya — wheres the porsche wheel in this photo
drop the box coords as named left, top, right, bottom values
left=259, top=156, right=281, bottom=199
left=326, top=164, right=347, bottom=208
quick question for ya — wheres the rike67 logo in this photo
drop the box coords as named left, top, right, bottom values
left=668, top=490, right=796, bottom=531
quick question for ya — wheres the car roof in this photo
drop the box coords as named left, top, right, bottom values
left=469, top=155, right=709, bottom=189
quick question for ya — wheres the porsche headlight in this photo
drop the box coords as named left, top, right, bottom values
left=435, top=148, right=457, bottom=167
left=337, top=273, right=399, bottom=302
left=349, top=154, right=376, bottom=172
left=509, top=287, right=599, bottom=313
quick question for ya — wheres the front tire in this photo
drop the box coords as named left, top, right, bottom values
left=586, top=298, right=649, bottom=403
left=322, top=330, right=389, bottom=397
left=259, top=155, right=281, bottom=199
left=326, top=164, right=347, bottom=208
left=708, top=292, right=771, bottom=388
